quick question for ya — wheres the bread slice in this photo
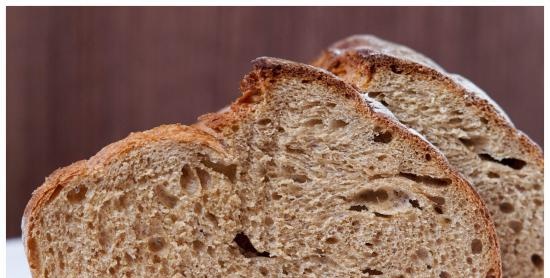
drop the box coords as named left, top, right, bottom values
left=314, top=35, right=543, bottom=278
left=23, top=58, right=501, bottom=277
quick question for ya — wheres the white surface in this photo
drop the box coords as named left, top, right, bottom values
left=6, top=238, right=31, bottom=278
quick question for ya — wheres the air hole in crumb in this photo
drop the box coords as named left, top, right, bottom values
left=416, top=248, right=429, bottom=259
left=390, top=64, right=403, bottom=74
left=205, top=212, right=218, bottom=226
left=425, top=154, right=432, bottom=161
left=180, top=165, right=198, bottom=195
left=271, top=192, right=282, bottom=200
left=481, top=117, right=489, bottom=124
left=257, top=119, right=272, bottom=125
left=399, top=172, right=451, bottom=187
left=354, top=189, right=388, bottom=203
left=439, top=271, right=450, bottom=278
left=303, top=100, right=321, bottom=109
left=471, top=239, right=482, bottom=254
left=201, top=159, right=237, bottom=183
left=478, top=154, right=526, bottom=170
left=304, top=118, right=323, bottom=127
left=154, top=185, right=179, bottom=208
left=380, top=100, right=389, bottom=106
left=325, top=237, right=339, bottom=244
left=67, top=184, right=88, bottom=203
left=449, top=118, right=462, bottom=124
left=349, top=205, right=368, bottom=212
left=531, top=254, right=543, bottom=269
left=233, top=233, right=270, bottom=258
left=329, top=119, right=348, bottom=129
left=377, top=155, right=387, bottom=161
left=286, top=145, right=305, bottom=154
left=487, top=172, right=500, bottom=178
left=373, top=130, right=393, bottom=143
left=327, top=102, right=337, bottom=108
left=508, top=220, right=522, bottom=234
left=148, top=237, right=165, bottom=252
left=427, top=195, right=446, bottom=205
left=409, top=199, right=422, bottom=210
left=459, top=137, right=486, bottom=149
left=362, top=268, right=383, bottom=275
left=368, top=91, right=383, bottom=98
left=291, top=174, right=310, bottom=183
left=195, top=168, right=211, bottom=190
left=98, top=230, right=111, bottom=248
left=264, top=217, right=274, bottom=226
left=499, top=202, right=514, bottom=213
left=192, top=240, right=205, bottom=251
left=374, top=212, right=391, bottom=218
left=194, top=202, right=202, bottom=214
left=434, top=206, right=444, bottom=214
left=259, top=266, right=269, bottom=276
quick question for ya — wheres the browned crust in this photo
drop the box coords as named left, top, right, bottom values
left=200, top=56, right=502, bottom=276
left=22, top=124, right=225, bottom=276
left=314, top=43, right=543, bottom=169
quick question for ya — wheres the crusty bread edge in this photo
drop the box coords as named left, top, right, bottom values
left=21, top=124, right=226, bottom=277
left=314, top=46, right=543, bottom=170
left=200, top=56, right=502, bottom=276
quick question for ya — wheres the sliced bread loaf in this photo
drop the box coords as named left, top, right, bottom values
left=314, top=35, right=543, bottom=278
left=24, top=57, right=501, bottom=277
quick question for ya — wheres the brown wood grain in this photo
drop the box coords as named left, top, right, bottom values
left=7, top=7, right=543, bottom=237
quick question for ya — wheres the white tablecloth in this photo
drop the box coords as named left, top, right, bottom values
left=7, top=238, right=32, bottom=278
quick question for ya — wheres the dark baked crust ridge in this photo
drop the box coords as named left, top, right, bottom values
left=200, top=56, right=502, bottom=276
left=22, top=124, right=226, bottom=277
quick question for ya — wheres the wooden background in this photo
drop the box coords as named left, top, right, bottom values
left=7, top=7, right=543, bottom=237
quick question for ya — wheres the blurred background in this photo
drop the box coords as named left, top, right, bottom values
left=7, top=7, right=543, bottom=238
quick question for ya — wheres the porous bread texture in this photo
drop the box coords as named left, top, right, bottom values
left=24, top=57, right=501, bottom=277
left=314, top=34, right=543, bottom=278
left=200, top=57, right=500, bottom=277
left=23, top=125, right=244, bottom=277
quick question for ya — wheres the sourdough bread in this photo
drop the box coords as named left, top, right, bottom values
left=24, top=57, right=501, bottom=277
left=314, top=35, right=543, bottom=278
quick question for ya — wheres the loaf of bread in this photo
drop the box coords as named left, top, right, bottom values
left=23, top=57, right=501, bottom=277
left=314, top=35, right=543, bottom=278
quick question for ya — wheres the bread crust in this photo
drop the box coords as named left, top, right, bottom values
left=313, top=35, right=543, bottom=169
left=22, top=124, right=225, bottom=277
left=200, top=56, right=502, bottom=276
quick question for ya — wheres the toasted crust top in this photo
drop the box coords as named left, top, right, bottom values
left=314, top=35, right=543, bottom=168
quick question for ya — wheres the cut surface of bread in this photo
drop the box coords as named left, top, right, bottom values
left=24, top=58, right=501, bottom=277
left=314, top=35, right=543, bottom=278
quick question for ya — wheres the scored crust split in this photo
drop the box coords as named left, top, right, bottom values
left=24, top=57, right=501, bottom=277
left=313, top=35, right=543, bottom=278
